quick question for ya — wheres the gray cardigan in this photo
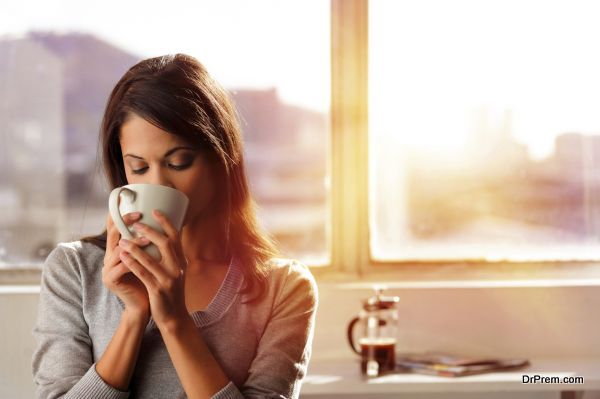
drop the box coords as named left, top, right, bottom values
left=31, top=241, right=318, bottom=398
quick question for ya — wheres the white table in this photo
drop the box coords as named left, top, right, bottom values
left=302, top=358, right=600, bottom=399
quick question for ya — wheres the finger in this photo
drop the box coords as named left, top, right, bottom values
left=119, top=239, right=174, bottom=282
left=132, top=222, right=181, bottom=276
left=106, top=211, right=142, bottom=230
left=123, top=211, right=142, bottom=225
left=105, top=248, right=121, bottom=269
left=106, top=212, right=118, bottom=251
left=106, top=212, right=142, bottom=251
left=106, top=236, right=150, bottom=266
left=105, top=262, right=134, bottom=283
left=119, top=251, right=157, bottom=290
left=151, top=210, right=179, bottom=242
left=103, top=247, right=127, bottom=280
left=151, top=209, right=187, bottom=268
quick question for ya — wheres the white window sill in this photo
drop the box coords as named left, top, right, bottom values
left=0, top=285, right=39, bottom=294
left=4, top=261, right=600, bottom=289
left=302, top=357, right=600, bottom=396
left=310, top=260, right=600, bottom=288
left=334, top=278, right=600, bottom=289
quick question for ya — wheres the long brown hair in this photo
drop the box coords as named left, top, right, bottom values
left=81, top=53, right=279, bottom=303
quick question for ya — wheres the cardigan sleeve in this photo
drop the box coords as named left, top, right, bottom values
left=31, top=244, right=130, bottom=399
left=211, top=260, right=319, bottom=399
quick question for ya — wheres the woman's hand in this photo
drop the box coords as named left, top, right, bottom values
left=117, top=209, right=189, bottom=329
left=102, top=212, right=151, bottom=320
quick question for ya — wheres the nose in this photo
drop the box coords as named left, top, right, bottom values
left=146, top=165, right=175, bottom=188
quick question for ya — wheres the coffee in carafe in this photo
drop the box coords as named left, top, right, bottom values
left=359, top=337, right=397, bottom=374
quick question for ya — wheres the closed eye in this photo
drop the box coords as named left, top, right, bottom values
left=131, top=163, right=192, bottom=175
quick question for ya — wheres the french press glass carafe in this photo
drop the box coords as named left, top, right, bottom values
left=347, top=286, right=400, bottom=377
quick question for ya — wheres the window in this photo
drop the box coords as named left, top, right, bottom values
left=369, top=0, right=600, bottom=262
left=7, top=0, right=595, bottom=277
left=0, top=0, right=330, bottom=267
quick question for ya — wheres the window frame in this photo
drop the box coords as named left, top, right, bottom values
left=319, top=0, right=600, bottom=284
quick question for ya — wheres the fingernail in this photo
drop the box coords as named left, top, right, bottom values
left=131, top=212, right=141, bottom=218
left=119, top=239, right=130, bottom=247
left=138, top=237, right=150, bottom=244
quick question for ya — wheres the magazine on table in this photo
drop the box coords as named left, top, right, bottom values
left=396, top=352, right=530, bottom=377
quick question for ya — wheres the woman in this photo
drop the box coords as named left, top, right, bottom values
left=31, top=54, right=318, bottom=399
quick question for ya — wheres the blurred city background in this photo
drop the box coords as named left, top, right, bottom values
left=0, top=31, right=329, bottom=265
left=369, top=0, right=600, bottom=261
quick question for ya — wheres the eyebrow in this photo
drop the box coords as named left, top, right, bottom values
left=123, top=146, right=195, bottom=160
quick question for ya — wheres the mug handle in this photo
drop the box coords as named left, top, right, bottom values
left=108, top=187, right=135, bottom=240
left=346, top=316, right=361, bottom=355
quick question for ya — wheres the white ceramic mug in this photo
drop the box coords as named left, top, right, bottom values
left=108, top=184, right=189, bottom=262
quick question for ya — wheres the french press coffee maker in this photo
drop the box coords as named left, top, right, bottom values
left=347, top=285, right=400, bottom=377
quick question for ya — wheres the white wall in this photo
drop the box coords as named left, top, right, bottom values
left=311, top=283, right=600, bottom=361
left=1, top=292, right=38, bottom=399
left=2, top=283, right=600, bottom=399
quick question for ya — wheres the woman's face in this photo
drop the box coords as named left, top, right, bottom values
left=119, top=113, right=215, bottom=226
